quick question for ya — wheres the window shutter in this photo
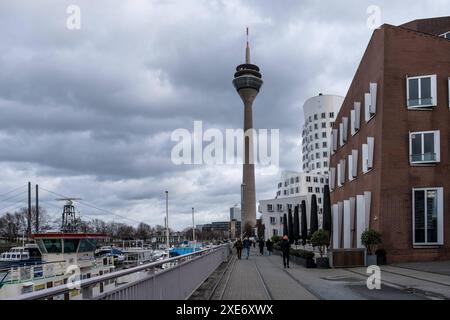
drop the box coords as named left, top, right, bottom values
left=348, top=154, right=354, bottom=181
left=352, top=149, right=358, bottom=177
left=367, top=137, right=375, bottom=169
left=337, top=163, right=342, bottom=187
left=364, top=192, right=372, bottom=230
left=350, top=110, right=356, bottom=136
left=342, top=117, right=348, bottom=143
left=362, top=144, right=368, bottom=173
left=354, top=102, right=361, bottom=131
left=332, top=129, right=338, bottom=153
left=370, top=83, right=377, bottom=114
left=340, top=159, right=346, bottom=185
left=431, top=75, right=437, bottom=106
left=330, top=167, right=336, bottom=190
left=356, top=195, right=366, bottom=248
left=332, top=204, right=340, bottom=248
left=339, top=122, right=344, bottom=147
left=435, top=131, right=441, bottom=162
left=364, top=93, right=371, bottom=122
left=343, top=200, right=351, bottom=249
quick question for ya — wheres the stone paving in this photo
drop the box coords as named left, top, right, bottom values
left=218, top=247, right=450, bottom=300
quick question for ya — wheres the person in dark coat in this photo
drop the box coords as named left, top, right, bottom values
left=258, top=239, right=265, bottom=255
left=280, top=235, right=291, bottom=268
left=266, top=239, right=273, bottom=256
left=243, top=237, right=251, bottom=259
left=234, top=239, right=243, bottom=260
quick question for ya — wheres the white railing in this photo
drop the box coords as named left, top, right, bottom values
left=13, top=244, right=231, bottom=300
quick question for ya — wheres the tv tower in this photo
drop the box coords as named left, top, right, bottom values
left=232, top=28, right=263, bottom=233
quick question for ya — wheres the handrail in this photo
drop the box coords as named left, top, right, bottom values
left=13, top=244, right=229, bottom=300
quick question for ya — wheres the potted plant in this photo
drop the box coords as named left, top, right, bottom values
left=311, top=230, right=330, bottom=268
left=361, top=229, right=382, bottom=266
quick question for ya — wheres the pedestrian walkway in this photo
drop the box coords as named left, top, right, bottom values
left=221, top=248, right=317, bottom=300
left=218, top=247, right=450, bottom=300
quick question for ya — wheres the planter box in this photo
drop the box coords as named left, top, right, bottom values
left=316, top=257, right=330, bottom=269
left=366, top=254, right=377, bottom=266
left=292, top=255, right=316, bottom=269
left=330, top=249, right=365, bottom=268
left=274, top=250, right=316, bottom=268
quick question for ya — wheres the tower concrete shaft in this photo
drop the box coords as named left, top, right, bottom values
left=232, top=31, right=263, bottom=234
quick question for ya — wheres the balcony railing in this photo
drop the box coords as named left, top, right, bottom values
left=410, top=153, right=437, bottom=164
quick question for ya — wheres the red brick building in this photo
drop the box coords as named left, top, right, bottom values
left=329, top=17, right=450, bottom=263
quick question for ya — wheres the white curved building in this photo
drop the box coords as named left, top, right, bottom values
left=302, top=94, right=344, bottom=175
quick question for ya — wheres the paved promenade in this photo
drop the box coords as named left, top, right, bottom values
left=215, top=247, right=450, bottom=300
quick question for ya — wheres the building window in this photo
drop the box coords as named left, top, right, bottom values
left=314, top=114, right=318, bottom=120
left=318, top=198, right=322, bottom=204
left=295, top=187, right=299, bottom=193
left=320, top=178, right=324, bottom=183
left=284, top=190, right=288, bottom=195
left=277, top=204, right=283, bottom=212
left=329, top=112, right=334, bottom=118
left=273, top=229, right=278, bottom=237
left=313, top=177, right=318, bottom=183
left=270, top=217, right=276, bottom=224
left=314, top=124, right=318, bottom=130
left=306, top=176, right=311, bottom=182
left=321, top=113, right=326, bottom=119
left=267, top=204, right=273, bottom=212
left=439, top=31, right=450, bottom=39
left=324, top=161, right=328, bottom=167
left=290, top=188, right=294, bottom=195
left=296, top=177, right=299, bottom=183
left=407, top=75, right=437, bottom=108
left=323, top=151, right=328, bottom=157
left=322, top=132, right=327, bottom=138
left=410, top=131, right=440, bottom=164
left=308, top=187, right=313, bottom=193
left=413, top=188, right=444, bottom=245
left=315, top=187, right=320, bottom=193
left=322, top=122, right=326, bottom=128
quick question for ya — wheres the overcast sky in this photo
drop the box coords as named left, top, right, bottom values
left=0, top=0, right=449, bottom=230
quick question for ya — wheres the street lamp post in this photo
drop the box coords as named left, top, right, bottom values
left=165, top=191, right=169, bottom=249
left=192, top=207, right=196, bottom=245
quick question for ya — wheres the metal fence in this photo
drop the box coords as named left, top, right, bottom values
left=13, top=244, right=231, bottom=300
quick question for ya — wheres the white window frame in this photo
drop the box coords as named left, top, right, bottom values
left=406, top=75, right=437, bottom=109
left=439, top=31, right=450, bottom=39
left=412, top=187, right=444, bottom=246
left=409, top=130, right=440, bottom=165
left=267, top=204, right=273, bottom=212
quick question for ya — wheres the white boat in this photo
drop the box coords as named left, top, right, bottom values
left=0, top=199, right=116, bottom=300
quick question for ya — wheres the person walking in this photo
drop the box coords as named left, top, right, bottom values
left=234, top=238, right=243, bottom=260
left=280, top=235, right=291, bottom=268
left=258, top=238, right=265, bottom=256
left=266, top=239, right=273, bottom=256
left=243, top=237, right=251, bottom=259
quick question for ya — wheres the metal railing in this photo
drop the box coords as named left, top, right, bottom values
left=13, top=244, right=231, bottom=300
